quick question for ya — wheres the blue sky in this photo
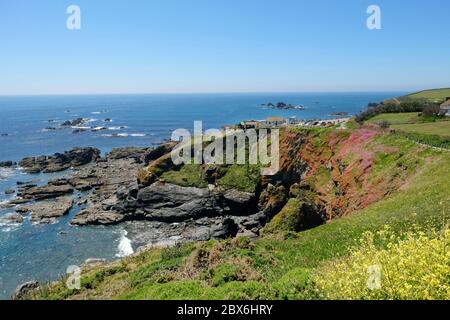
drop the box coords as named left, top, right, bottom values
left=1, top=0, right=449, bottom=95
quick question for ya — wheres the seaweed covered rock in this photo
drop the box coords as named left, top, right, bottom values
left=264, top=198, right=325, bottom=234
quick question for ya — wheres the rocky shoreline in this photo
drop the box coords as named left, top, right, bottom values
left=1, top=141, right=308, bottom=243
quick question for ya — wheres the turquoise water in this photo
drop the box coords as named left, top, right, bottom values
left=0, top=93, right=401, bottom=299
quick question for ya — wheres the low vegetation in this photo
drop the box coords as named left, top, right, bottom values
left=313, top=226, right=450, bottom=300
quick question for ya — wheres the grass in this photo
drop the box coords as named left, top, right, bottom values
left=366, top=112, right=423, bottom=125
left=217, top=164, right=260, bottom=193
left=392, top=121, right=450, bottom=138
left=160, top=163, right=261, bottom=192
left=33, top=131, right=450, bottom=300
left=160, top=164, right=208, bottom=188
left=401, top=88, right=450, bottom=103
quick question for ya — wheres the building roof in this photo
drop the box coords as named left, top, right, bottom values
left=266, top=117, right=285, bottom=122
left=440, top=99, right=450, bottom=108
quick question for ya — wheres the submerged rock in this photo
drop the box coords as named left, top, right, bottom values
left=0, top=213, right=24, bottom=224
left=4, top=189, right=15, bottom=195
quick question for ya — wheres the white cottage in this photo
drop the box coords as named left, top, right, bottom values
left=440, top=98, right=450, bottom=116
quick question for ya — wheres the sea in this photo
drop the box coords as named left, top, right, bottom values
left=0, top=92, right=402, bottom=299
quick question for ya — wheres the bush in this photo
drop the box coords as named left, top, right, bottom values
left=422, top=104, right=441, bottom=117
left=312, top=226, right=450, bottom=300
left=395, top=131, right=450, bottom=149
left=378, top=121, right=391, bottom=129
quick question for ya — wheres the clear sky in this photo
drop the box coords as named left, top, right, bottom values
left=1, top=0, right=449, bottom=95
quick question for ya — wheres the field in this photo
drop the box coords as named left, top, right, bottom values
left=366, top=112, right=423, bottom=125
left=400, top=88, right=450, bottom=102
left=392, top=121, right=450, bottom=137
left=366, top=113, right=450, bottom=138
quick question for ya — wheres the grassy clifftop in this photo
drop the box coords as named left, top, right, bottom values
left=399, top=88, right=450, bottom=103
left=31, top=126, right=450, bottom=300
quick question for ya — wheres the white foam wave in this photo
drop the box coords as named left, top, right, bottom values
left=101, top=133, right=146, bottom=138
left=116, top=230, right=134, bottom=258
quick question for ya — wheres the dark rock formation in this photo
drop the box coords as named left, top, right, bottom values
left=71, top=207, right=125, bottom=226
left=19, top=147, right=100, bottom=173
left=61, top=118, right=87, bottom=127
left=211, top=218, right=239, bottom=239
left=72, top=128, right=87, bottom=134
left=131, top=182, right=221, bottom=222
left=0, top=160, right=15, bottom=167
left=144, top=142, right=177, bottom=164
left=12, top=281, right=40, bottom=300
left=106, top=147, right=152, bottom=163
left=17, top=184, right=74, bottom=201
left=4, top=189, right=15, bottom=195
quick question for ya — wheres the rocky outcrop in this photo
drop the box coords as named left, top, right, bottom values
left=106, top=147, right=152, bottom=163
left=0, top=160, right=15, bottom=167
left=61, top=118, right=88, bottom=127
left=71, top=207, right=125, bottom=226
left=144, top=142, right=177, bottom=164
left=19, top=147, right=100, bottom=174
left=12, top=281, right=40, bottom=300
left=121, top=182, right=222, bottom=222
left=16, top=196, right=73, bottom=224
left=17, top=184, right=74, bottom=201
left=0, top=213, right=24, bottom=224
left=4, top=189, right=15, bottom=195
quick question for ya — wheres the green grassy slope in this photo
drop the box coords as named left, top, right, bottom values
left=366, top=112, right=424, bottom=125
left=400, top=88, right=450, bottom=103
left=392, top=121, right=450, bottom=137
left=32, top=131, right=450, bottom=300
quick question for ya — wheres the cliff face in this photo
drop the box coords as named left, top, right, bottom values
left=129, top=125, right=422, bottom=237
left=8, top=126, right=421, bottom=238
left=272, top=126, right=419, bottom=220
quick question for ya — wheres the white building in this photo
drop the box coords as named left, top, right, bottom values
left=440, top=98, right=450, bottom=116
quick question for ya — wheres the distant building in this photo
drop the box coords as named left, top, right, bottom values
left=240, top=120, right=261, bottom=129
left=440, top=97, right=450, bottom=116
left=264, top=117, right=286, bottom=127
left=287, top=116, right=299, bottom=125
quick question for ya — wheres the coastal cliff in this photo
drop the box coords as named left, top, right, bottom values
left=10, top=122, right=449, bottom=300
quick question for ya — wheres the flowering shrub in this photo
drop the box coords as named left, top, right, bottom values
left=312, top=225, right=450, bottom=300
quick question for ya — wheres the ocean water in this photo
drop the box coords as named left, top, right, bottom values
left=0, top=93, right=401, bottom=299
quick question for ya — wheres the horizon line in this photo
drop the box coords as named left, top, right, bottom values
left=0, top=90, right=414, bottom=97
